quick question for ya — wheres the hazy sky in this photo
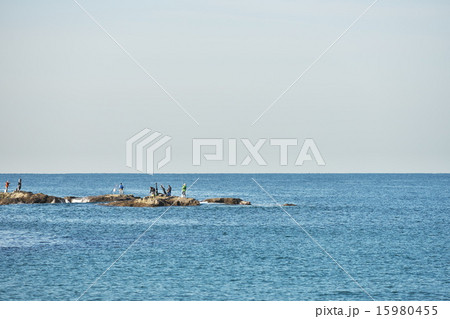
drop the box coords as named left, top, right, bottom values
left=1, top=0, right=449, bottom=173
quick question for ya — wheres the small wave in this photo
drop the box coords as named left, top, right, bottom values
left=0, top=230, right=68, bottom=248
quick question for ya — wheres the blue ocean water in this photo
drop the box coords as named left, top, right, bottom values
left=0, top=174, right=448, bottom=301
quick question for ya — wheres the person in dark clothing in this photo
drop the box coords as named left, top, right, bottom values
left=16, top=179, right=22, bottom=192
left=167, top=185, right=172, bottom=196
left=149, top=187, right=156, bottom=197
left=155, top=183, right=159, bottom=196
left=160, top=184, right=167, bottom=196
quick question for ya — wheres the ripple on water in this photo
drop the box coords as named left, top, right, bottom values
left=0, top=230, right=69, bottom=248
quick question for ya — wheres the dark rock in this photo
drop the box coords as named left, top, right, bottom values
left=105, top=196, right=200, bottom=207
left=282, top=203, right=297, bottom=206
left=0, top=191, right=65, bottom=205
left=202, top=198, right=251, bottom=205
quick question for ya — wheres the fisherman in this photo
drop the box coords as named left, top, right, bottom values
left=155, top=183, right=159, bottom=196
left=167, top=185, right=172, bottom=196
left=181, top=183, right=187, bottom=198
left=149, top=186, right=156, bottom=197
left=16, top=179, right=22, bottom=192
left=160, top=184, right=167, bottom=196
left=4, top=180, right=10, bottom=193
left=118, top=183, right=124, bottom=195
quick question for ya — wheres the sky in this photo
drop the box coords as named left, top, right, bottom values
left=0, top=0, right=449, bottom=173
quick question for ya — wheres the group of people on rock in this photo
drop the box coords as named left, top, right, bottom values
left=5, top=178, right=189, bottom=198
left=149, top=183, right=172, bottom=197
left=3, top=179, right=22, bottom=193
left=114, top=182, right=187, bottom=198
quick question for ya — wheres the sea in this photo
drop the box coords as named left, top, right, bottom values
left=0, top=174, right=448, bottom=301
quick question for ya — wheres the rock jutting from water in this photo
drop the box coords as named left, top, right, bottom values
left=64, top=194, right=138, bottom=203
left=202, top=198, right=251, bottom=205
left=104, top=196, right=200, bottom=207
left=0, top=191, right=65, bottom=205
left=0, top=192, right=252, bottom=207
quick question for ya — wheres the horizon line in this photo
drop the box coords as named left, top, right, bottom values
left=0, top=172, right=449, bottom=175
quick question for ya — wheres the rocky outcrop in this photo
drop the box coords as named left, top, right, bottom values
left=105, top=196, right=200, bottom=207
left=0, top=191, right=65, bottom=205
left=64, top=194, right=137, bottom=203
left=202, top=198, right=251, bottom=205
left=283, top=203, right=297, bottom=207
left=0, top=192, right=246, bottom=207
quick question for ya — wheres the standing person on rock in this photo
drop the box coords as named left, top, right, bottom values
left=167, top=185, right=172, bottom=196
left=118, top=183, right=124, bottom=195
left=16, top=179, right=22, bottom=192
left=181, top=183, right=187, bottom=198
left=4, top=180, right=10, bottom=193
left=160, top=184, right=167, bottom=196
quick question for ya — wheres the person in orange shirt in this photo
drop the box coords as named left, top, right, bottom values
left=4, top=180, right=10, bottom=193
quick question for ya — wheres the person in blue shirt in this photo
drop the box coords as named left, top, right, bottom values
left=118, top=183, right=124, bottom=195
